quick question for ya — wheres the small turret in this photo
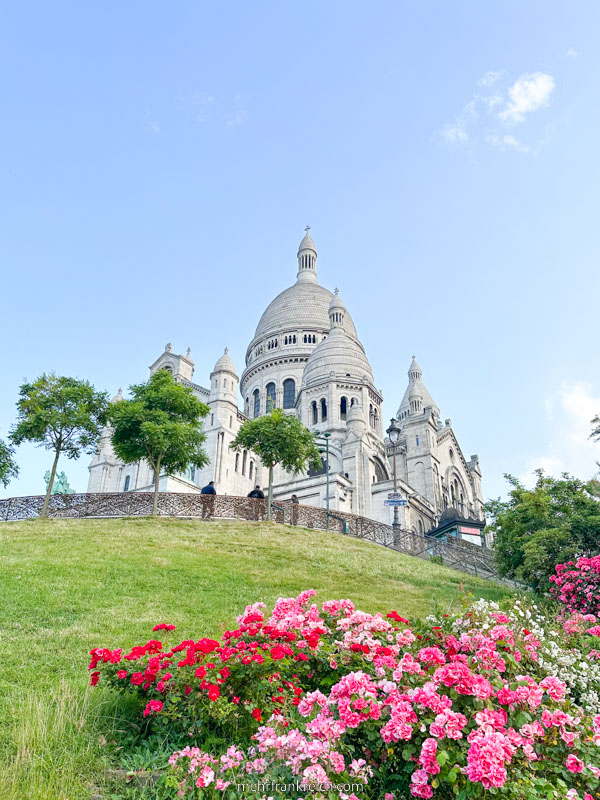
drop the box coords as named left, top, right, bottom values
left=209, top=347, right=238, bottom=403
left=297, top=225, right=317, bottom=282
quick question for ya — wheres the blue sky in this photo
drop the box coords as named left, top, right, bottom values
left=1, top=1, right=599, bottom=500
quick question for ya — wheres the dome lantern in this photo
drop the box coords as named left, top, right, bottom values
left=329, top=288, right=346, bottom=329
left=297, top=225, right=317, bottom=282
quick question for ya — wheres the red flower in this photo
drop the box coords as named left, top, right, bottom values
left=116, top=670, right=127, bottom=680
left=143, top=700, right=163, bottom=717
left=207, top=684, right=220, bottom=701
left=89, top=671, right=100, bottom=686
left=252, top=708, right=262, bottom=722
left=387, top=611, right=409, bottom=624
left=152, top=623, right=176, bottom=632
left=130, top=672, right=144, bottom=685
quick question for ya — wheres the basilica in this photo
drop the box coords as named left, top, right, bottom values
left=88, top=230, right=485, bottom=542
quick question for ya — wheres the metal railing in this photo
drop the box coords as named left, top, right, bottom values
left=0, top=492, right=501, bottom=581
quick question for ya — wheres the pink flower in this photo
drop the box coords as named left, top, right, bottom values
left=540, top=676, right=567, bottom=701
left=565, top=754, right=584, bottom=773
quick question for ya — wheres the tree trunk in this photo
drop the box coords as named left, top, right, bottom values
left=41, top=448, right=60, bottom=519
left=152, top=458, right=161, bottom=517
left=267, top=465, right=273, bottom=522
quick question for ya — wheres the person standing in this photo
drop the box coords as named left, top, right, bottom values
left=290, top=494, right=299, bottom=525
left=200, top=481, right=216, bottom=519
left=247, top=485, right=265, bottom=520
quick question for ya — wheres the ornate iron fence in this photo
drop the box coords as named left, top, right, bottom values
left=0, top=492, right=500, bottom=580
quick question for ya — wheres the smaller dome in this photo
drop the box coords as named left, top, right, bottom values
left=303, top=328, right=373, bottom=387
left=212, top=347, right=237, bottom=376
left=111, top=387, right=124, bottom=403
left=298, top=230, right=316, bottom=254
left=329, top=290, right=345, bottom=313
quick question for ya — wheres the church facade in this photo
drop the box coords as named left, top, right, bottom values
left=88, top=230, right=485, bottom=541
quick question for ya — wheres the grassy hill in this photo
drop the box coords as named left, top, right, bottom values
left=0, top=517, right=512, bottom=800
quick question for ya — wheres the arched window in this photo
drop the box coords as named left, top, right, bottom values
left=374, top=459, right=386, bottom=482
left=266, top=382, right=276, bottom=412
left=312, top=401, right=318, bottom=425
left=283, top=378, right=295, bottom=409
left=249, top=461, right=254, bottom=481
left=245, top=396, right=249, bottom=415
left=418, top=519, right=423, bottom=534
left=242, top=450, right=247, bottom=476
left=340, top=396, right=347, bottom=420
left=253, top=389, right=260, bottom=418
left=321, top=398, right=327, bottom=421
left=123, top=475, right=130, bottom=492
left=235, top=452, right=240, bottom=472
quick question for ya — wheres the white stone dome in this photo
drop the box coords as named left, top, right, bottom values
left=254, top=281, right=358, bottom=341
left=298, top=232, right=317, bottom=253
left=302, top=326, right=373, bottom=387
left=212, top=347, right=237, bottom=376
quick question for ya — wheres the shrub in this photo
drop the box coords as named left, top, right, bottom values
left=550, top=555, right=600, bottom=617
left=90, top=593, right=600, bottom=799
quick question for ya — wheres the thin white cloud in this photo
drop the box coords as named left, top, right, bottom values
left=519, top=382, right=600, bottom=486
left=477, top=70, right=505, bottom=88
left=440, top=101, right=477, bottom=146
left=177, top=92, right=214, bottom=123
left=498, top=72, right=555, bottom=125
left=440, top=69, right=556, bottom=154
left=485, top=132, right=530, bottom=154
left=144, top=111, right=160, bottom=134
left=226, top=95, right=248, bottom=128
left=566, top=47, right=578, bottom=58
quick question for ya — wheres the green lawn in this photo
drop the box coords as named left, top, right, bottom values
left=0, top=517, right=511, bottom=800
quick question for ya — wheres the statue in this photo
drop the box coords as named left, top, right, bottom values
left=44, top=470, right=75, bottom=495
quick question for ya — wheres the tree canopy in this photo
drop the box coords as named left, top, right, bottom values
left=486, top=470, right=600, bottom=591
left=108, top=369, right=210, bottom=516
left=10, top=374, right=108, bottom=516
left=230, top=408, right=322, bottom=520
left=0, top=437, right=19, bottom=488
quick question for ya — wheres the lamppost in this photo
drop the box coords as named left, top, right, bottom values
left=386, top=417, right=401, bottom=531
left=314, top=431, right=331, bottom=530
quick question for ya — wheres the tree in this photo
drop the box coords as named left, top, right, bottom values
left=108, top=369, right=210, bottom=517
left=230, top=408, right=322, bottom=521
left=0, top=437, right=19, bottom=488
left=486, top=470, right=600, bottom=591
left=591, top=414, right=600, bottom=443
left=10, top=374, right=109, bottom=517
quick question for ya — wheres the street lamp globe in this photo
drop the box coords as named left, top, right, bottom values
left=386, top=418, right=401, bottom=444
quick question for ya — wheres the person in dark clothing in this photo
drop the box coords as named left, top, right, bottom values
left=200, top=481, right=216, bottom=518
left=247, top=485, right=265, bottom=520
left=290, top=494, right=299, bottom=525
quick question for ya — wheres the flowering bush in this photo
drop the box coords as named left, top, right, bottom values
left=550, top=556, right=600, bottom=616
left=90, top=592, right=600, bottom=799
